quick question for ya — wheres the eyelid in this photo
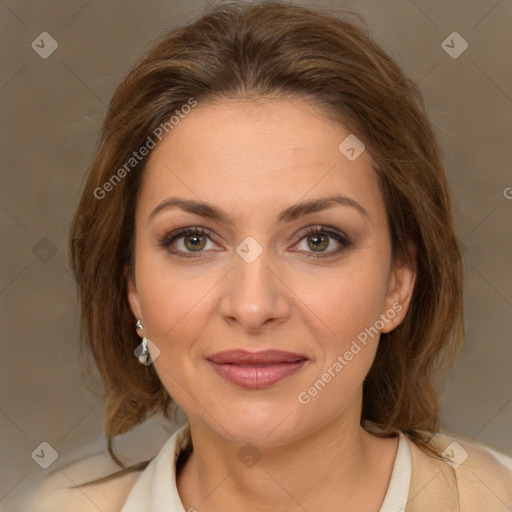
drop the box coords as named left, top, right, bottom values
left=294, top=225, right=351, bottom=246
left=158, top=226, right=217, bottom=249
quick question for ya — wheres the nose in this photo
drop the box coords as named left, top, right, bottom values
left=218, top=245, right=291, bottom=334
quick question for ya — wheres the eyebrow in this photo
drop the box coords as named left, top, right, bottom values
left=148, top=194, right=369, bottom=225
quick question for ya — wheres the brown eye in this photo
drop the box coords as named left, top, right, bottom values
left=306, top=232, right=330, bottom=252
left=183, top=233, right=207, bottom=251
left=294, top=226, right=352, bottom=260
left=160, top=226, right=216, bottom=258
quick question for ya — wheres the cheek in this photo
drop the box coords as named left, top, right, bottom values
left=134, top=252, right=219, bottom=358
left=135, top=264, right=213, bottom=403
left=291, top=258, right=389, bottom=347
left=136, top=243, right=194, bottom=307
left=138, top=280, right=210, bottom=346
left=291, top=264, right=386, bottom=412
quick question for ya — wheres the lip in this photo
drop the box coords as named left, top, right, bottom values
left=206, top=350, right=308, bottom=389
left=207, top=349, right=307, bottom=365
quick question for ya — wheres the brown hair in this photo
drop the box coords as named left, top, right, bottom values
left=69, top=0, right=465, bottom=484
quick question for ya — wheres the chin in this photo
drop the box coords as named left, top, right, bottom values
left=216, top=405, right=305, bottom=446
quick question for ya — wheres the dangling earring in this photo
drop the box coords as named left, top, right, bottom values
left=140, top=338, right=150, bottom=363
left=135, top=319, right=150, bottom=364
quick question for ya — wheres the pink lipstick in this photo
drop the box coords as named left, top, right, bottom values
left=206, top=349, right=307, bottom=389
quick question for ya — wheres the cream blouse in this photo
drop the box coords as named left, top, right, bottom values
left=24, top=423, right=512, bottom=511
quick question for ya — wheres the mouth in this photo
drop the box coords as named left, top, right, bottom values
left=206, top=349, right=308, bottom=389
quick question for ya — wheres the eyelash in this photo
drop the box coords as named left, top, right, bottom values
left=158, top=226, right=352, bottom=260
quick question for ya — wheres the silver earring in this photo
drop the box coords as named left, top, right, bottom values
left=135, top=319, right=150, bottom=364
left=139, top=336, right=150, bottom=363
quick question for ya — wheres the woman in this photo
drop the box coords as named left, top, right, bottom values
left=27, top=1, right=512, bottom=511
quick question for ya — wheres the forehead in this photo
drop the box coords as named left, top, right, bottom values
left=138, top=97, right=384, bottom=225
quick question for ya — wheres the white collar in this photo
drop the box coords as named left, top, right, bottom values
left=379, top=430, right=412, bottom=512
left=121, top=423, right=411, bottom=512
left=121, top=423, right=191, bottom=511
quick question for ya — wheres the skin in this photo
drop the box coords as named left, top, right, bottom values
left=127, top=96, right=417, bottom=511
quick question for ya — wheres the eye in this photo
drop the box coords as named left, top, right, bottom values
left=159, top=226, right=217, bottom=259
left=292, top=226, right=352, bottom=260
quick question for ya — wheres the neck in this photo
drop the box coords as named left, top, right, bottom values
left=176, top=408, right=397, bottom=511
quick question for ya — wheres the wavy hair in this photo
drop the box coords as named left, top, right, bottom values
left=69, top=0, right=465, bottom=483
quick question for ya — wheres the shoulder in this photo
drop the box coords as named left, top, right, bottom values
left=24, top=451, right=144, bottom=512
left=406, top=429, right=512, bottom=511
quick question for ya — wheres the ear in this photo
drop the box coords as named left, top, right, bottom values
left=125, top=263, right=143, bottom=329
left=379, top=244, right=417, bottom=334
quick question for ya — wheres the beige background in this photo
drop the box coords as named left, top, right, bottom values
left=1, top=0, right=511, bottom=509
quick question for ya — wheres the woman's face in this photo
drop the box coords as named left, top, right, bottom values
left=127, top=96, right=416, bottom=447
